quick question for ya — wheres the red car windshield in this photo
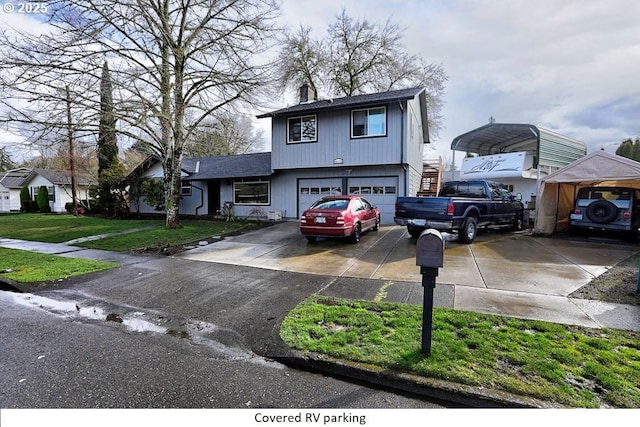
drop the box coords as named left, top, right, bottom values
left=310, top=199, right=350, bottom=210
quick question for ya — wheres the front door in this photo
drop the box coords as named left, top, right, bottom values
left=208, top=181, right=220, bottom=215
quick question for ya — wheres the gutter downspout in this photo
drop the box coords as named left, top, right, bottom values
left=191, top=182, right=204, bottom=215
left=398, top=101, right=408, bottom=196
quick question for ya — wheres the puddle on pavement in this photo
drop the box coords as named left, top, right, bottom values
left=3, top=290, right=283, bottom=369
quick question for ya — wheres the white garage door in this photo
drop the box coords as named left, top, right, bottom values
left=298, top=178, right=343, bottom=218
left=347, top=177, right=398, bottom=224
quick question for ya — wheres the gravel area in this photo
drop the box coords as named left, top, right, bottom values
left=570, top=252, right=640, bottom=306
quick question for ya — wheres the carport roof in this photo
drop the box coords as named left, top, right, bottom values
left=451, top=122, right=586, bottom=168
left=451, top=123, right=541, bottom=155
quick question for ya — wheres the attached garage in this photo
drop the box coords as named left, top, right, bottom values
left=534, top=151, right=640, bottom=234
left=347, top=176, right=398, bottom=224
left=298, top=178, right=343, bottom=219
left=298, top=176, right=398, bottom=224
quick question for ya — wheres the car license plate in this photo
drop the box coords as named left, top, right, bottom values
left=315, top=217, right=326, bottom=224
left=410, top=219, right=426, bottom=227
left=570, top=214, right=583, bottom=220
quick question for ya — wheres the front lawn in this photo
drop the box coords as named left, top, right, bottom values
left=0, top=213, right=160, bottom=243
left=0, top=247, right=119, bottom=283
left=79, top=219, right=253, bottom=252
left=281, top=295, right=640, bottom=408
left=0, top=213, right=249, bottom=252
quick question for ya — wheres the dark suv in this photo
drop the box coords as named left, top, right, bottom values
left=570, top=186, right=640, bottom=239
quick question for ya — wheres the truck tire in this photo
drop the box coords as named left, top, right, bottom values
left=407, top=225, right=423, bottom=238
left=511, top=211, right=524, bottom=231
left=458, top=216, right=477, bottom=244
left=586, top=200, right=618, bottom=224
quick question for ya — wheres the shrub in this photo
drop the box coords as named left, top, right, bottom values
left=36, top=186, right=51, bottom=213
left=19, top=186, right=31, bottom=212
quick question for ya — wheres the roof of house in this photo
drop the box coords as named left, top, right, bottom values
left=182, top=152, right=272, bottom=181
left=27, top=169, right=93, bottom=187
left=0, top=168, right=31, bottom=189
left=256, top=87, right=426, bottom=118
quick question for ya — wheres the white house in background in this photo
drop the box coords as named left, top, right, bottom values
left=0, top=168, right=31, bottom=212
left=1, top=168, right=92, bottom=213
left=129, top=86, right=432, bottom=224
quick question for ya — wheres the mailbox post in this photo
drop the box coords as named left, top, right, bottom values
left=415, top=229, right=444, bottom=354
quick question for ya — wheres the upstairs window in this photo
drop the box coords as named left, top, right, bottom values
left=287, top=115, right=317, bottom=143
left=351, top=107, right=386, bottom=138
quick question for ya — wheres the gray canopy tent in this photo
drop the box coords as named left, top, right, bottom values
left=534, top=151, right=640, bottom=234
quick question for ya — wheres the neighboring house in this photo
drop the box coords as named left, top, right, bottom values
left=14, top=169, right=92, bottom=213
left=129, top=86, right=431, bottom=224
left=0, top=168, right=31, bottom=212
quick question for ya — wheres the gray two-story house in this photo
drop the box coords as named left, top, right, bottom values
left=257, top=86, right=430, bottom=223
left=130, top=86, right=430, bottom=224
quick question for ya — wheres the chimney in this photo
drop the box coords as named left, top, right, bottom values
left=299, top=83, right=315, bottom=103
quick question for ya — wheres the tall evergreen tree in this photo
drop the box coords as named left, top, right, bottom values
left=98, top=61, right=118, bottom=175
left=95, top=61, right=123, bottom=216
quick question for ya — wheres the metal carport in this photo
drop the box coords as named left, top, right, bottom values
left=450, top=122, right=585, bottom=171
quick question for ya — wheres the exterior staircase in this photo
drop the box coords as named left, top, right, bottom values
left=416, top=157, right=442, bottom=197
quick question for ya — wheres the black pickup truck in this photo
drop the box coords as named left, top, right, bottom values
left=394, top=180, right=524, bottom=243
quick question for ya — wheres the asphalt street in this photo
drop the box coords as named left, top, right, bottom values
left=0, top=286, right=446, bottom=409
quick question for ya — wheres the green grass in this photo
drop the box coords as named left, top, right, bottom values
left=281, top=295, right=640, bottom=408
left=78, top=219, right=252, bottom=251
left=0, top=247, right=119, bottom=283
left=0, top=213, right=160, bottom=243
left=0, top=213, right=249, bottom=251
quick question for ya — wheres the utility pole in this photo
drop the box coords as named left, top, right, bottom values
left=66, top=85, right=78, bottom=215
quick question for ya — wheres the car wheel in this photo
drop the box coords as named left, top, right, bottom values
left=586, top=200, right=618, bottom=224
left=458, top=216, right=477, bottom=244
left=373, top=214, right=380, bottom=231
left=350, top=223, right=361, bottom=244
left=306, top=236, right=317, bottom=243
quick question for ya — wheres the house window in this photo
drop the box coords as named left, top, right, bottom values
left=351, top=107, right=386, bottom=138
left=234, top=178, right=269, bottom=205
left=30, top=186, right=55, bottom=202
left=181, top=182, right=192, bottom=196
left=287, top=115, right=317, bottom=143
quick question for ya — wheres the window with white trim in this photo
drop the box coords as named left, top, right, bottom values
left=181, top=182, right=192, bottom=196
left=351, top=107, right=386, bottom=138
left=234, top=178, right=270, bottom=205
left=287, top=115, right=317, bottom=143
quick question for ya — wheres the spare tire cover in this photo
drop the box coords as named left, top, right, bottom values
left=585, top=200, right=618, bottom=224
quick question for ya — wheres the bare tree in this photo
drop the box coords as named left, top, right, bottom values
left=0, top=0, right=281, bottom=228
left=186, top=112, right=266, bottom=157
left=276, top=8, right=447, bottom=138
left=276, top=25, right=325, bottom=100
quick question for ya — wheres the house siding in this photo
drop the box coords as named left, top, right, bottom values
left=25, top=174, right=89, bottom=213
left=272, top=103, right=407, bottom=170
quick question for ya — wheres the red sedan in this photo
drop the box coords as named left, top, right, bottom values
left=300, top=195, right=381, bottom=243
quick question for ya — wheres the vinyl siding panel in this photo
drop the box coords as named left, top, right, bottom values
left=272, top=103, right=407, bottom=170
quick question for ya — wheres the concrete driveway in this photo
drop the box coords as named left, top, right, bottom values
left=176, top=221, right=638, bottom=298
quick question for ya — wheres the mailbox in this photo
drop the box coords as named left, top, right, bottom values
left=415, top=229, right=444, bottom=268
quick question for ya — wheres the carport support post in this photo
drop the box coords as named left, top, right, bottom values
left=420, top=267, right=438, bottom=354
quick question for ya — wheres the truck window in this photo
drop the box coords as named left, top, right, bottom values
left=469, top=183, right=487, bottom=198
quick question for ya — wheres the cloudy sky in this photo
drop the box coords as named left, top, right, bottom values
left=2, top=0, right=639, bottom=163
left=277, top=0, right=640, bottom=160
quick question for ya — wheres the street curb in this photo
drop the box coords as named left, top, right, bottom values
left=282, top=350, right=565, bottom=409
